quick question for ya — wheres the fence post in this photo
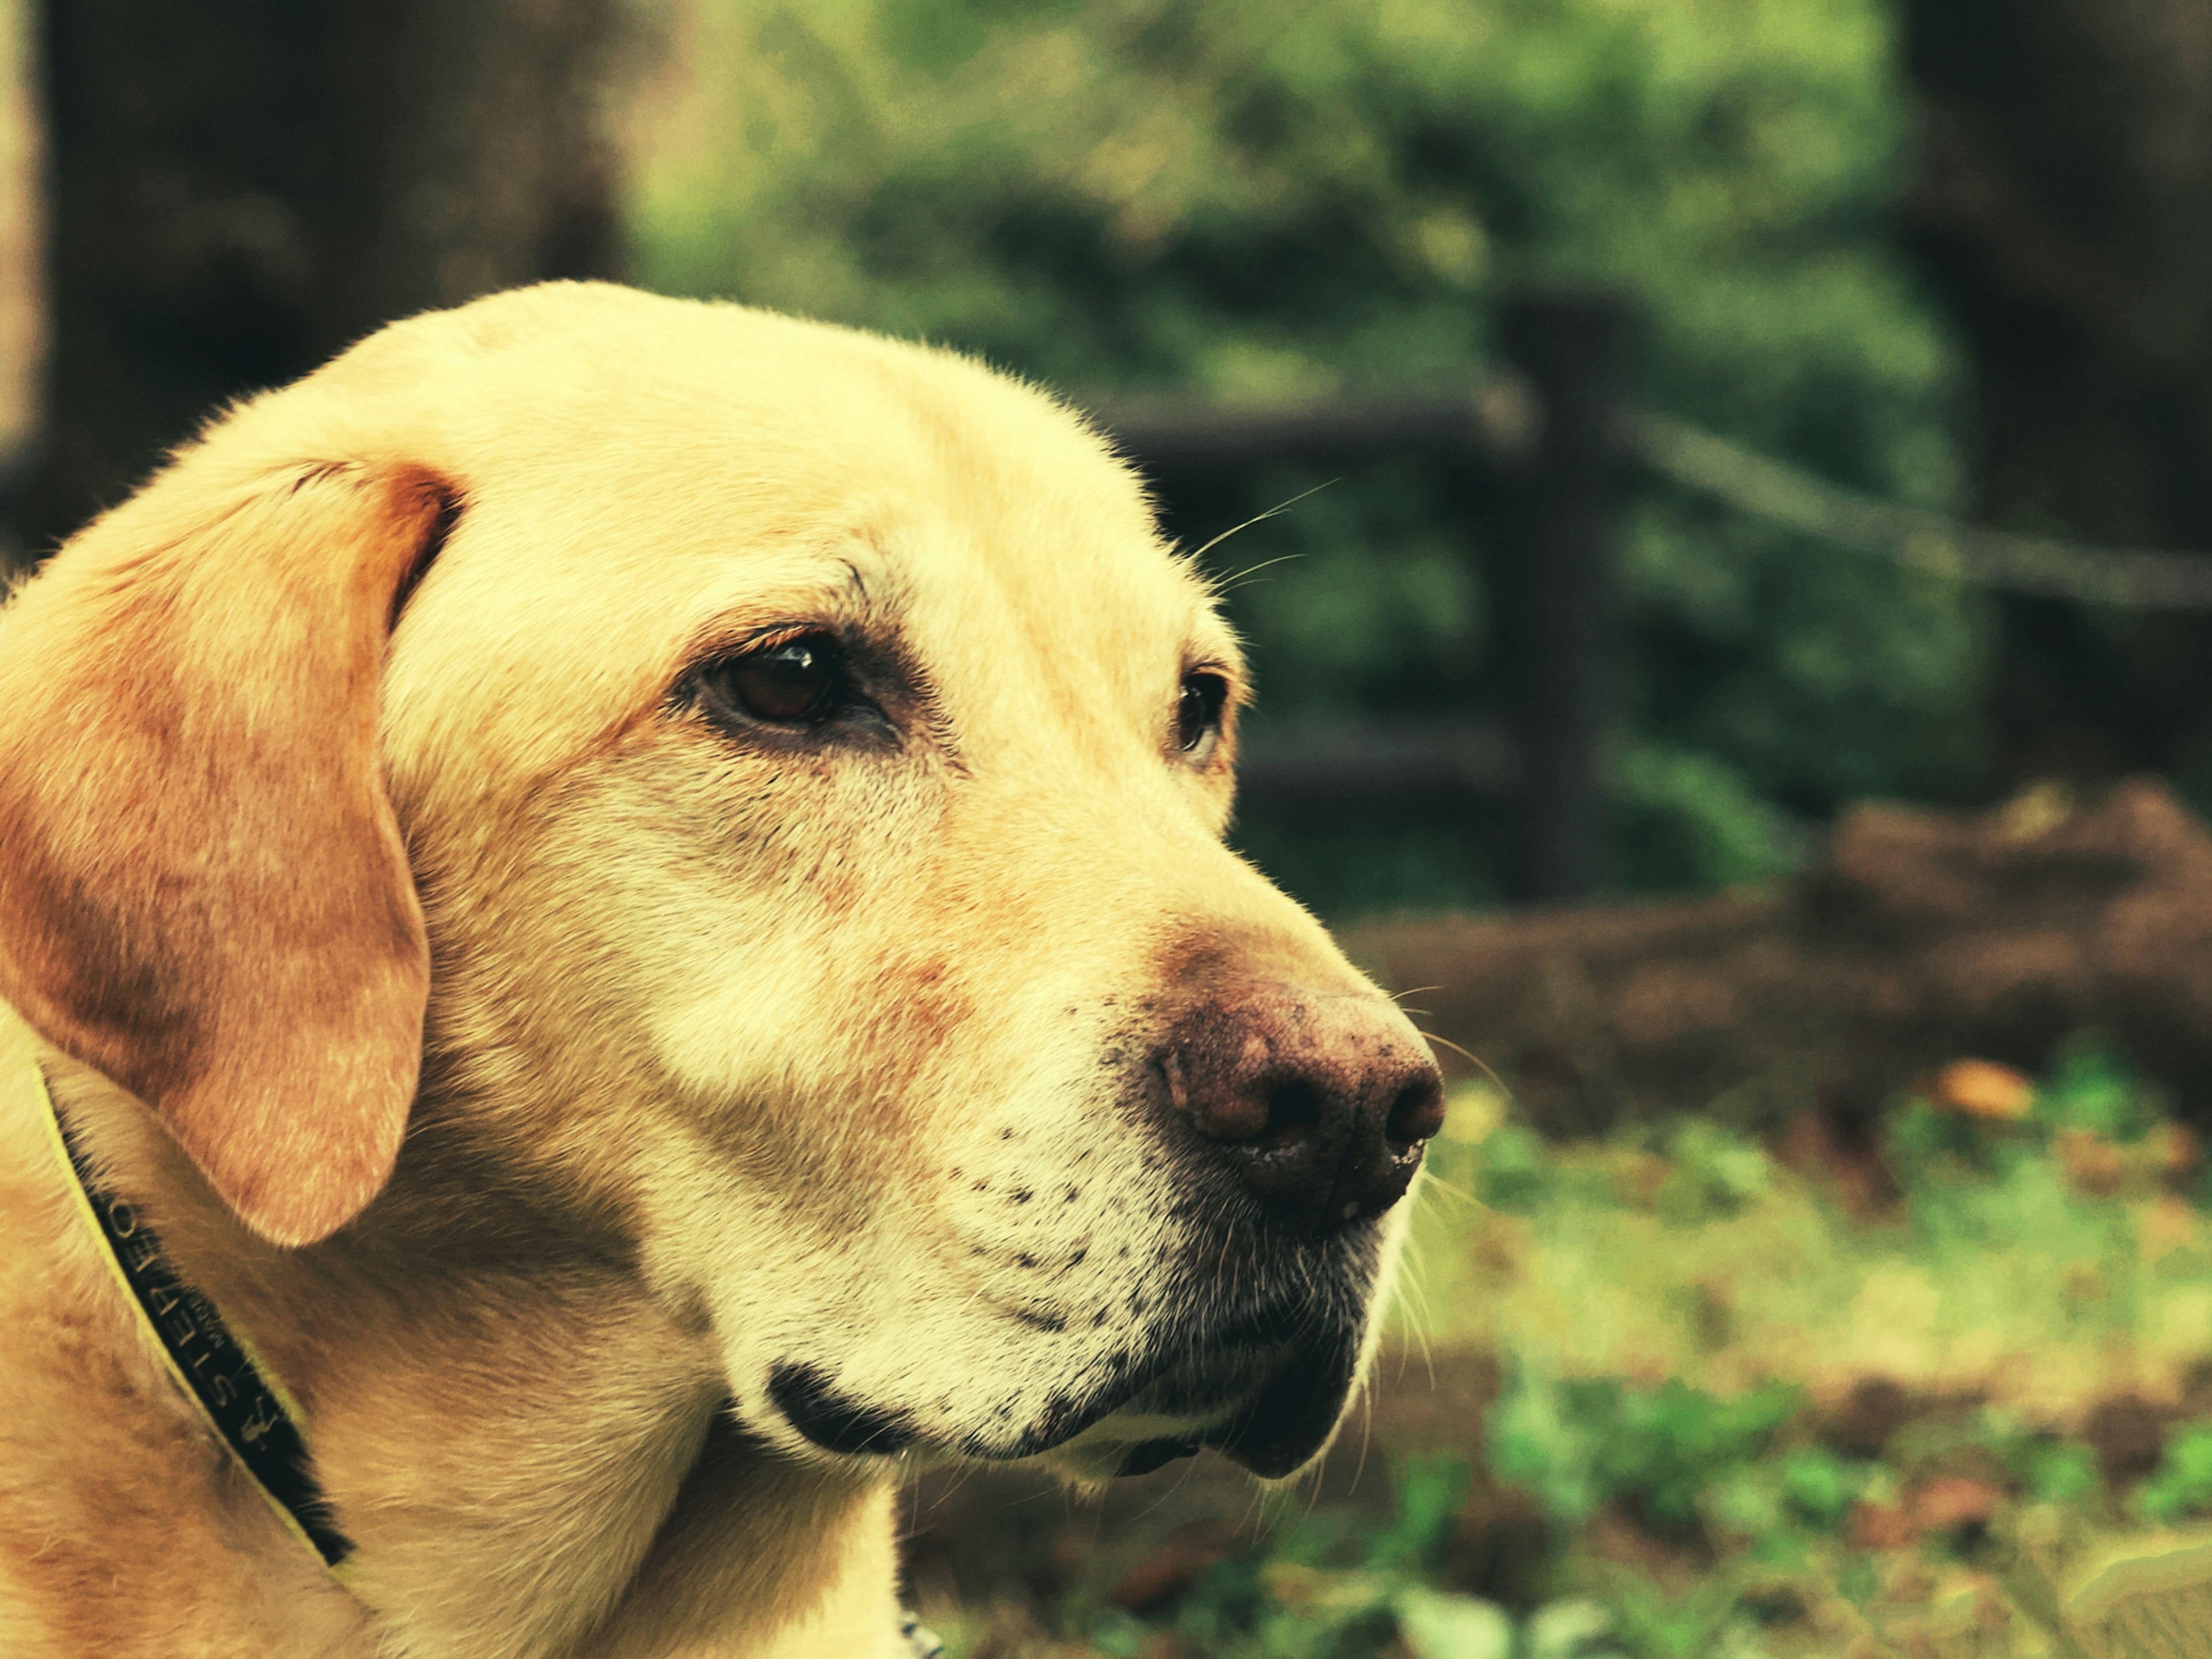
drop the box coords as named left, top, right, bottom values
left=1496, top=295, right=1631, bottom=904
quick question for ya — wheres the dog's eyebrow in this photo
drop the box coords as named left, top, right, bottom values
left=677, top=559, right=887, bottom=662
left=1184, top=622, right=1249, bottom=686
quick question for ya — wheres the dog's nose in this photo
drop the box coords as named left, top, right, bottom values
left=1160, top=992, right=1448, bottom=1234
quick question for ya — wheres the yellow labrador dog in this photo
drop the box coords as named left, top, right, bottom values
left=0, top=283, right=1444, bottom=1658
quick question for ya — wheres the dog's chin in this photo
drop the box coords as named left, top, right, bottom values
left=1107, top=1332, right=1364, bottom=1481
left=1028, top=1339, right=1363, bottom=1483
left=1034, top=1359, right=1358, bottom=1484
left=759, top=1326, right=1363, bottom=1486
left=1084, top=1293, right=1370, bottom=1480
left=762, top=1262, right=1381, bottom=1475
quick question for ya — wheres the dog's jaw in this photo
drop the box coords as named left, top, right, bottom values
left=666, top=1049, right=1417, bottom=1487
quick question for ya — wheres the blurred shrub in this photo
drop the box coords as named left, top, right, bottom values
left=2002, top=1431, right=2100, bottom=1508
left=1773, top=1444, right=1865, bottom=1531
left=1885, top=1035, right=2184, bottom=1239
left=1100, top=1452, right=1623, bottom=1659
left=2035, top=1034, right=2170, bottom=1144
left=1653, top=1118, right=1770, bottom=1225
left=1488, top=1369, right=1800, bottom=1535
left=1474, top=1120, right=1552, bottom=1211
left=2137, top=1425, right=2212, bottom=1524
left=1611, top=741, right=1802, bottom=892
left=1595, top=1574, right=1763, bottom=1659
left=633, top=0, right=1978, bottom=905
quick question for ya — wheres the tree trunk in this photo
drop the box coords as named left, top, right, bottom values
left=13, top=0, right=627, bottom=560
left=1900, top=0, right=2212, bottom=787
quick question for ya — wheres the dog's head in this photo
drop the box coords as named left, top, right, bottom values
left=0, top=283, right=1443, bottom=1481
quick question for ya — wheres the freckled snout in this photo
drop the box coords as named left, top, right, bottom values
left=1158, top=991, right=1446, bottom=1234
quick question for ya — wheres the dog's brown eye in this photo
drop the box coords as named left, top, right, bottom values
left=1176, top=671, right=1228, bottom=764
left=706, top=634, right=844, bottom=726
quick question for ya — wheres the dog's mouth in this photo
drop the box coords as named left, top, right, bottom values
left=1089, top=1352, right=1362, bottom=1479
left=766, top=1363, right=925, bottom=1457
left=1096, top=1313, right=1365, bottom=1480
left=764, top=1300, right=1367, bottom=1480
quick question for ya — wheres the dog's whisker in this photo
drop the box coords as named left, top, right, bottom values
left=1415, top=1027, right=1512, bottom=1100
left=1345, top=1374, right=1377, bottom=1498
left=1185, top=480, right=1338, bottom=573
left=1418, top=1174, right=1475, bottom=1206
left=1411, top=1316, right=1437, bottom=1393
left=1213, top=551, right=1305, bottom=593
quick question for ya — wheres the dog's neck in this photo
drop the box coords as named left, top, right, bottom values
left=35, top=1042, right=906, bottom=1659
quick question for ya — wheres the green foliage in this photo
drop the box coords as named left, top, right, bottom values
left=1488, top=1369, right=1800, bottom=1534
left=2035, top=1033, right=2169, bottom=1143
left=1611, top=742, right=1802, bottom=893
left=1112, top=1453, right=1610, bottom=1659
left=1395, top=1589, right=1517, bottom=1659
left=2137, top=1425, right=2212, bottom=1524
left=1882, top=1035, right=2152, bottom=1186
left=1884, top=1094, right=1984, bottom=1175
left=1653, top=1118, right=1771, bottom=1225
left=1883, top=1105, right=2137, bottom=1309
left=1774, top=1445, right=1866, bottom=1531
left=1596, top=1574, right=1764, bottom=1659
left=1366, top=1453, right=1476, bottom=1572
left=1880, top=1039, right=2183, bottom=1297
left=632, top=0, right=1974, bottom=906
left=1473, top=1120, right=1552, bottom=1212
left=2009, top=1435, right=2100, bottom=1508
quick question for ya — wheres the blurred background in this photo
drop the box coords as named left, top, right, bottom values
left=18, top=1, right=2212, bottom=1653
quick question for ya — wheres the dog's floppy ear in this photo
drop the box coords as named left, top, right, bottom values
left=0, top=459, right=452, bottom=1246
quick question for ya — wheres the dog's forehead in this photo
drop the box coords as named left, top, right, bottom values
left=353, top=288, right=1229, bottom=777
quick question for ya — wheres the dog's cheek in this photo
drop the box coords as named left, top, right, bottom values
left=482, top=738, right=933, bottom=1087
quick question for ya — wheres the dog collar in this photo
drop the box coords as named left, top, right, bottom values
left=13, top=1021, right=354, bottom=1569
left=12, top=1014, right=956, bottom=1643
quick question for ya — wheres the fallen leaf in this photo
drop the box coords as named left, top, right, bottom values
left=1933, top=1059, right=2033, bottom=1122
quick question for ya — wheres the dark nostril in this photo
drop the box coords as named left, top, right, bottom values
left=1260, top=1078, right=1323, bottom=1146
left=1153, top=994, right=1448, bottom=1233
left=1385, top=1077, right=1448, bottom=1149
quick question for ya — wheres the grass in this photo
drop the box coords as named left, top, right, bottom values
left=1404, top=1042, right=2212, bottom=1419
left=912, top=1037, right=2212, bottom=1657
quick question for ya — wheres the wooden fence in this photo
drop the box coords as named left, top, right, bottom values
left=1086, top=296, right=1633, bottom=904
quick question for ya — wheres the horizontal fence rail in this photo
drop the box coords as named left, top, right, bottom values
left=1235, top=718, right=1516, bottom=806
left=1626, top=411, right=2212, bottom=610
left=1085, top=295, right=1628, bottom=901
left=1080, top=305, right=2212, bottom=904
left=1089, top=385, right=1534, bottom=473
left=1092, top=389, right=2212, bottom=608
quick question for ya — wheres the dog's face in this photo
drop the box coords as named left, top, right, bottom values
left=0, top=284, right=1442, bottom=1482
